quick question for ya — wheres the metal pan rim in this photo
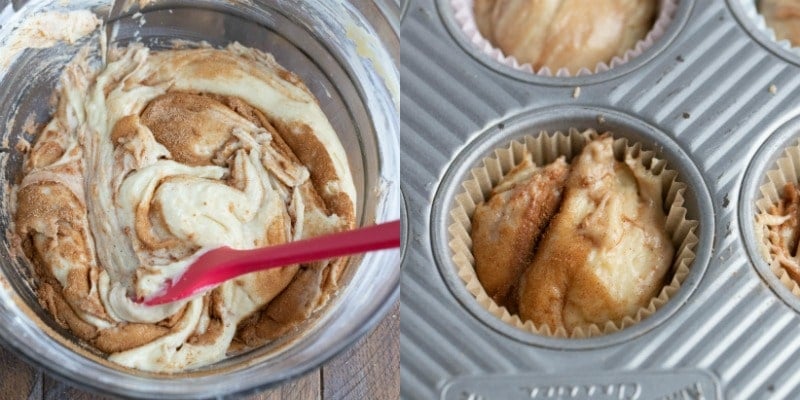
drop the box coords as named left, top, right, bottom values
left=430, top=105, right=715, bottom=350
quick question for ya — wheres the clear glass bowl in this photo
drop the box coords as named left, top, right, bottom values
left=0, top=0, right=399, bottom=397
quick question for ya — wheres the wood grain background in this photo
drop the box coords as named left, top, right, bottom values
left=0, top=301, right=399, bottom=400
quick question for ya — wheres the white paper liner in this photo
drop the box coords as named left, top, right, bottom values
left=448, top=129, right=699, bottom=338
left=754, top=140, right=800, bottom=297
left=740, top=0, right=800, bottom=57
left=450, top=0, right=678, bottom=77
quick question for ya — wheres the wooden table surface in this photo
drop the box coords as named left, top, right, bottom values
left=0, top=301, right=399, bottom=400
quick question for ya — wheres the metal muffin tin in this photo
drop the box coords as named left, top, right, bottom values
left=401, top=0, right=800, bottom=398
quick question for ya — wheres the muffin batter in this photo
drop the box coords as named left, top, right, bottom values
left=471, top=155, right=569, bottom=311
left=473, top=0, right=657, bottom=73
left=760, top=0, right=800, bottom=46
left=14, top=43, right=355, bottom=372
left=471, top=137, right=674, bottom=333
left=757, top=183, right=800, bottom=282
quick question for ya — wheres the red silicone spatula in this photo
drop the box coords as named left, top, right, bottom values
left=141, top=220, right=401, bottom=306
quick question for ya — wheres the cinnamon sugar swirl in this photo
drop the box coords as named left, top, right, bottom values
left=471, top=136, right=674, bottom=334
left=14, top=43, right=355, bottom=372
left=760, top=0, right=800, bottom=47
left=473, top=0, right=658, bottom=74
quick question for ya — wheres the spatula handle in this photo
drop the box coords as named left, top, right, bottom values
left=234, top=220, right=401, bottom=273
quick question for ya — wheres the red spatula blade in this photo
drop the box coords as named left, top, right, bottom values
left=142, top=220, right=401, bottom=305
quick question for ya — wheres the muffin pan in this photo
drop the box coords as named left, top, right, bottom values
left=402, top=0, right=800, bottom=398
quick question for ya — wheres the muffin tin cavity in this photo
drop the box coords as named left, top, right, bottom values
left=728, top=0, right=800, bottom=66
left=430, top=106, right=713, bottom=350
left=741, top=114, right=800, bottom=314
left=436, top=0, right=695, bottom=85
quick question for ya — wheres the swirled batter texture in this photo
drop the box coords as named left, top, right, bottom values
left=758, top=183, right=800, bottom=282
left=14, top=44, right=355, bottom=372
left=761, top=0, right=800, bottom=46
left=472, top=137, right=674, bottom=333
left=473, top=0, right=657, bottom=73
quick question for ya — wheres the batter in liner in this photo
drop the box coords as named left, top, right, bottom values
left=14, top=43, right=355, bottom=372
left=757, top=183, right=800, bottom=283
left=473, top=0, right=657, bottom=73
left=471, top=136, right=674, bottom=334
left=760, top=0, right=800, bottom=47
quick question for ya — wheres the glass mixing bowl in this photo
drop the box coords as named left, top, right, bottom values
left=0, top=0, right=399, bottom=397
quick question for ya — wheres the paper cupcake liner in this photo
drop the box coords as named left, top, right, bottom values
left=450, top=0, right=677, bottom=77
left=447, top=129, right=699, bottom=338
left=739, top=0, right=800, bottom=57
left=754, top=140, right=800, bottom=297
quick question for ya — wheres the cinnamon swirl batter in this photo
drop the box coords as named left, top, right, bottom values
left=471, top=137, right=674, bottom=334
left=757, top=183, right=800, bottom=283
left=473, top=0, right=657, bottom=73
left=761, top=0, right=800, bottom=47
left=14, top=43, right=355, bottom=372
